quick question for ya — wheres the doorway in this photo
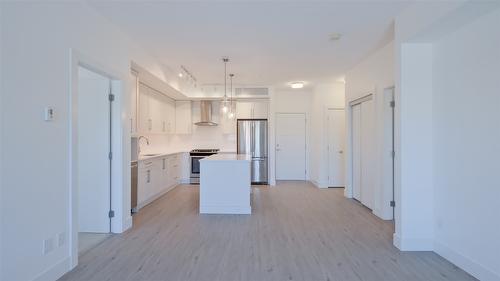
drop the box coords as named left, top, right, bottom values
left=327, top=109, right=345, bottom=188
left=275, top=113, right=306, bottom=180
left=77, top=66, right=113, bottom=253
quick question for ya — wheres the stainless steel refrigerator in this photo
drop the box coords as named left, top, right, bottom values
left=237, top=120, right=268, bottom=184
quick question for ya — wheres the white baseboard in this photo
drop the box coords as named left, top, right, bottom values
left=393, top=233, right=433, bottom=251
left=33, top=257, right=71, bottom=281
left=434, top=241, right=500, bottom=281
left=122, top=215, right=133, bottom=232
left=200, top=205, right=251, bottom=214
left=310, top=180, right=329, bottom=189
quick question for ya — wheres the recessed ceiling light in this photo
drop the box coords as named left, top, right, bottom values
left=178, top=72, right=184, bottom=78
left=290, top=82, right=304, bottom=89
left=329, top=33, right=342, bottom=41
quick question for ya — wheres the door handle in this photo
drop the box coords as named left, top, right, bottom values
left=338, top=150, right=343, bottom=154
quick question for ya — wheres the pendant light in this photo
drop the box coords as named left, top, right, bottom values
left=221, top=57, right=229, bottom=114
left=228, top=73, right=235, bottom=119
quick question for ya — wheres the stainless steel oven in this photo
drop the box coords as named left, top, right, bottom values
left=190, top=149, right=219, bottom=184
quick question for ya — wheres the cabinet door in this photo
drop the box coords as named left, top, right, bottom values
left=165, top=98, right=176, bottom=134
left=236, top=101, right=253, bottom=119
left=252, top=100, right=269, bottom=119
left=149, top=91, right=164, bottom=134
left=138, top=161, right=154, bottom=204
left=130, top=72, right=138, bottom=135
left=175, top=101, right=192, bottom=134
left=138, top=84, right=150, bottom=133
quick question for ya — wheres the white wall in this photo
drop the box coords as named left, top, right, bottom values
left=432, top=9, right=500, bottom=280
left=394, top=1, right=500, bottom=280
left=345, top=41, right=395, bottom=219
left=309, top=83, right=345, bottom=188
left=0, top=2, right=178, bottom=281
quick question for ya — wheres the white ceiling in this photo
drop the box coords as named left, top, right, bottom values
left=87, top=1, right=410, bottom=88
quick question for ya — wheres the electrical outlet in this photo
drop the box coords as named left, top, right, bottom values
left=43, top=238, right=54, bottom=255
left=57, top=232, right=65, bottom=247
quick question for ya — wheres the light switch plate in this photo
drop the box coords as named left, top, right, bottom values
left=44, top=107, right=54, bottom=121
left=43, top=238, right=54, bottom=255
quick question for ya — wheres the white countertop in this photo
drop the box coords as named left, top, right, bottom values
left=138, top=151, right=185, bottom=161
left=201, top=153, right=251, bottom=162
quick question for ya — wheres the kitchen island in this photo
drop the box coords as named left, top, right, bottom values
left=199, top=153, right=252, bottom=214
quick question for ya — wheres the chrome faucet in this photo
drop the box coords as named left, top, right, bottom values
left=138, top=136, right=150, bottom=155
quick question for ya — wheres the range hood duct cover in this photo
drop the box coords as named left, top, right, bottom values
left=195, top=101, right=218, bottom=126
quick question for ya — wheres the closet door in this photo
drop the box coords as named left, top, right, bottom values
left=351, top=104, right=362, bottom=201
left=360, top=99, right=375, bottom=209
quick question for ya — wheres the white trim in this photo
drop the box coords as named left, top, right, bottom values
left=434, top=241, right=500, bottom=281
left=310, top=180, right=329, bottom=189
left=69, top=48, right=129, bottom=270
left=392, top=233, right=433, bottom=251
left=32, top=257, right=71, bottom=281
left=348, top=93, right=373, bottom=106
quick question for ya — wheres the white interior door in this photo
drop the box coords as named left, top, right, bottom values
left=275, top=113, right=306, bottom=180
left=328, top=109, right=346, bottom=187
left=77, top=67, right=110, bottom=233
left=360, top=99, right=375, bottom=209
left=351, top=105, right=362, bottom=200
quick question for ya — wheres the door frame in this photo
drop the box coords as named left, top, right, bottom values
left=69, top=49, right=129, bottom=269
left=274, top=112, right=307, bottom=181
left=326, top=107, right=345, bottom=188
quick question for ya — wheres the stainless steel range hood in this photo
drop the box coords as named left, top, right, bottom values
left=195, top=101, right=218, bottom=126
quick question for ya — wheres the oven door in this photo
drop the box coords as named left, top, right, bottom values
left=190, top=156, right=204, bottom=178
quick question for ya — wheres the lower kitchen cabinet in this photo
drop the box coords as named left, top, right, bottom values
left=137, top=153, right=184, bottom=209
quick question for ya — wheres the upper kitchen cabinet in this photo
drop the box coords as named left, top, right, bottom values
left=236, top=100, right=269, bottom=119
left=175, top=101, right=192, bottom=134
left=138, top=83, right=151, bottom=133
left=138, top=83, right=176, bottom=134
left=130, top=71, right=139, bottom=136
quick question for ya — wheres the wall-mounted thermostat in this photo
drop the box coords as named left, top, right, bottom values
left=44, top=107, right=54, bottom=121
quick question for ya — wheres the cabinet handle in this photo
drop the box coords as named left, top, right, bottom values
left=148, top=119, right=152, bottom=131
left=130, top=118, right=133, bottom=134
left=146, top=170, right=151, bottom=183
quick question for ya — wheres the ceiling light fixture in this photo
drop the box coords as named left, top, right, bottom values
left=329, top=33, right=342, bottom=41
left=178, top=72, right=183, bottom=78
left=290, top=82, right=304, bottom=89
left=228, top=73, right=235, bottom=119
left=221, top=57, right=229, bottom=114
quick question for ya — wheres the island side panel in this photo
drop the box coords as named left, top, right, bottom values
left=199, top=160, right=251, bottom=214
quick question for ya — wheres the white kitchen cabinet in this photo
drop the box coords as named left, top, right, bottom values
left=163, top=97, right=176, bottom=134
left=175, top=101, right=192, bottom=134
left=138, top=153, right=185, bottom=208
left=149, top=92, right=164, bottom=133
left=130, top=71, right=138, bottom=135
left=167, top=154, right=181, bottom=186
left=235, top=100, right=269, bottom=119
left=251, top=100, right=269, bottom=119
left=235, top=101, right=253, bottom=119
left=138, top=83, right=151, bottom=133
left=138, top=160, right=155, bottom=204
left=138, top=84, right=176, bottom=135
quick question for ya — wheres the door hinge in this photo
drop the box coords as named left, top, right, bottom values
left=108, top=210, right=115, bottom=218
left=390, top=201, right=396, bottom=207
left=108, top=152, right=113, bottom=160
left=390, top=101, right=395, bottom=108
left=109, top=93, right=115, bottom=102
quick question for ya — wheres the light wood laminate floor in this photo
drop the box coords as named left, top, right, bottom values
left=60, top=181, right=475, bottom=281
